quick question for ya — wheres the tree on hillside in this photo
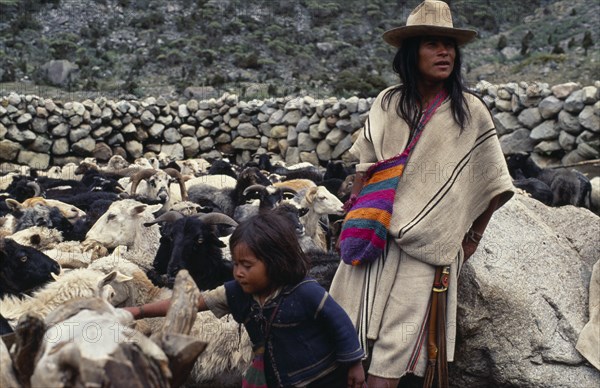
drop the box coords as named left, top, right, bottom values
left=521, top=30, right=534, bottom=56
left=582, top=31, right=593, bottom=56
left=552, top=43, right=564, bottom=55
left=497, top=35, right=507, bottom=51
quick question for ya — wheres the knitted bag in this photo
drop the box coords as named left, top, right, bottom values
left=242, top=346, right=268, bottom=388
left=242, top=298, right=282, bottom=388
left=339, top=90, right=448, bottom=266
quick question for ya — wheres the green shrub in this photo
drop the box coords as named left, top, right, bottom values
left=551, top=43, right=564, bottom=54
left=130, top=12, right=164, bottom=29
left=163, top=50, right=183, bottom=65
left=10, top=14, right=41, bottom=32
left=234, top=52, right=260, bottom=69
left=198, top=49, right=217, bottom=66
left=210, top=73, right=226, bottom=86
left=512, top=52, right=565, bottom=72
left=49, top=35, right=79, bottom=59
left=334, top=68, right=387, bottom=98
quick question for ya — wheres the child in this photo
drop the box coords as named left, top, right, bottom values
left=125, top=212, right=365, bottom=387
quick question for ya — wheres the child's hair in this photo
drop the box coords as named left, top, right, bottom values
left=229, top=211, right=309, bottom=288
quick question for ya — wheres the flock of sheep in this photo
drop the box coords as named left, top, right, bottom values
left=0, top=152, right=354, bottom=386
left=1, top=150, right=598, bottom=386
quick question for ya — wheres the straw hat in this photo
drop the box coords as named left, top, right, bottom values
left=382, top=0, right=477, bottom=48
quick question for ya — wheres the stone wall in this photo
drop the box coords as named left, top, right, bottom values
left=0, top=81, right=598, bottom=171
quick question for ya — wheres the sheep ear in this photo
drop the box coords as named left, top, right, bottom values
left=5, top=199, right=23, bottom=211
left=129, top=205, right=147, bottom=216
left=99, top=271, right=133, bottom=287
left=114, top=272, right=133, bottom=283
left=304, top=187, right=318, bottom=204
left=99, top=271, right=118, bottom=287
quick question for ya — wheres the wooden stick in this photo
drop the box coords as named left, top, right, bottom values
left=152, top=269, right=200, bottom=341
left=550, top=159, right=600, bottom=169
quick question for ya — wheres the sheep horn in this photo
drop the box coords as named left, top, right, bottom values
left=143, top=210, right=184, bottom=227
left=164, top=167, right=188, bottom=201
left=129, top=169, right=158, bottom=195
left=278, top=186, right=298, bottom=196
left=196, top=212, right=238, bottom=227
left=26, top=181, right=42, bottom=197
left=243, top=184, right=267, bottom=197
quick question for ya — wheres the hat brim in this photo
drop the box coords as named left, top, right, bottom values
left=382, top=26, right=477, bottom=48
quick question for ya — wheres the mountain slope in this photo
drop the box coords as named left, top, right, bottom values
left=0, top=0, right=597, bottom=99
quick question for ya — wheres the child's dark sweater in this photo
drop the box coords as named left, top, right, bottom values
left=203, top=277, right=364, bottom=386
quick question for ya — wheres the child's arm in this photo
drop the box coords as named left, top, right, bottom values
left=124, top=293, right=209, bottom=319
left=347, top=361, right=365, bottom=388
left=312, top=290, right=365, bottom=386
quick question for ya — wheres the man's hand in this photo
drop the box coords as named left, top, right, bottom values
left=462, top=238, right=478, bottom=262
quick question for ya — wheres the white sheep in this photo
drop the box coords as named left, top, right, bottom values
left=0, top=269, right=132, bottom=327
left=184, top=174, right=237, bottom=190
left=7, top=225, right=63, bottom=250
left=177, top=158, right=211, bottom=176
left=87, top=256, right=251, bottom=385
left=8, top=226, right=106, bottom=268
left=298, top=186, right=345, bottom=251
left=30, top=297, right=173, bottom=388
left=0, top=172, right=18, bottom=191
left=29, top=162, right=79, bottom=181
left=83, top=199, right=162, bottom=269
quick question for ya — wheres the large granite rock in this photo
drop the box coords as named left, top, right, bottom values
left=450, top=195, right=600, bottom=387
left=40, top=60, right=79, bottom=86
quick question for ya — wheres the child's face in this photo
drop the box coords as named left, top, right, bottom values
left=232, top=242, right=272, bottom=299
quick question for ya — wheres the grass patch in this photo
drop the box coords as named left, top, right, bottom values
left=512, top=53, right=566, bottom=72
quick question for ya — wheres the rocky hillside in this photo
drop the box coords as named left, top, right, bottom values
left=0, top=0, right=598, bottom=100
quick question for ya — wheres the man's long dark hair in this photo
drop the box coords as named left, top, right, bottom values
left=382, top=36, right=471, bottom=133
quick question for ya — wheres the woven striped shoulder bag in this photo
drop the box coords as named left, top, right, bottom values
left=339, top=90, right=447, bottom=266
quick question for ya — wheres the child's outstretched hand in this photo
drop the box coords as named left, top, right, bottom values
left=347, top=360, right=366, bottom=387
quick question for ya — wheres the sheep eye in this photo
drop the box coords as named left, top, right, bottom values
left=107, top=214, right=116, bottom=221
left=196, top=238, right=203, bottom=245
left=20, top=256, right=27, bottom=263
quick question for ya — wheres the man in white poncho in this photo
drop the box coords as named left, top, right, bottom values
left=329, top=1, right=515, bottom=387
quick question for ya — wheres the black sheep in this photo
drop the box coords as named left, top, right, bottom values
left=506, top=153, right=592, bottom=208
left=146, top=213, right=237, bottom=291
left=207, top=159, right=238, bottom=179
left=187, top=167, right=271, bottom=217
left=0, top=313, right=12, bottom=335
left=323, top=160, right=355, bottom=181
left=12, top=204, right=82, bottom=241
left=249, top=153, right=324, bottom=183
left=0, top=238, right=61, bottom=298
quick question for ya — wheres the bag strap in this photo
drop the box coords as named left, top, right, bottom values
left=405, top=88, right=448, bottom=154
left=264, top=298, right=282, bottom=340
left=364, top=89, right=448, bottom=178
